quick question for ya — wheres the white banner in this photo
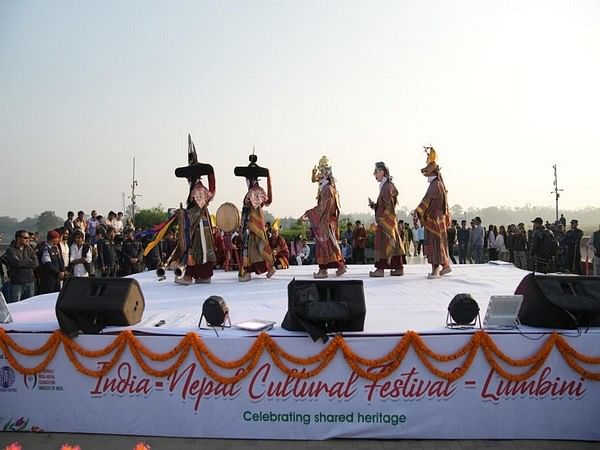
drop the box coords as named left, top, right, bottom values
left=1, top=332, right=599, bottom=440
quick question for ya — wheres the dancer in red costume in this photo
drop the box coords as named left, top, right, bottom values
left=303, top=156, right=346, bottom=279
left=369, top=161, right=404, bottom=277
left=414, top=147, right=451, bottom=279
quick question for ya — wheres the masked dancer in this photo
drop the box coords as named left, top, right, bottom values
left=369, top=162, right=404, bottom=277
left=269, top=219, right=290, bottom=269
left=236, top=153, right=276, bottom=282
left=174, top=134, right=217, bottom=284
left=303, top=156, right=346, bottom=278
left=414, top=147, right=451, bottom=279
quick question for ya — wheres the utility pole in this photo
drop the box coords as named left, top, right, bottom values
left=551, top=164, right=563, bottom=223
left=129, top=157, right=141, bottom=226
left=121, top=192, right=126, bottom=215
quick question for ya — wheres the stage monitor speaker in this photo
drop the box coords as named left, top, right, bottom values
left=282, top=279, right=365, bottom=342
left=515, top=273, right=600, bottom=329
left=56, top=277, right=145, bottom=336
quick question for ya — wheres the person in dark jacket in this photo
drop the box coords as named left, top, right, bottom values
left=96, top=226, right=119, bottom=277
left=457, top=220, right=470, bottom=264
left=143, top=236, right=163, bottom=271
left=38, top=230, right=66, bottom=294
left=120, top=229, right=143, bottom=275
left=4, top=230, right=39, bottom=302
left=563, top=219, right=583, bottom=274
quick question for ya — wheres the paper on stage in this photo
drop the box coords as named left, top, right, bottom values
left=234, top=319, right=276, bottom=331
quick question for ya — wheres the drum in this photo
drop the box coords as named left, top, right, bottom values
left=216, top=202, right=241, bottom=232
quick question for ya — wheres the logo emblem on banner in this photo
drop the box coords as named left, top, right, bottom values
left=1, top=366, right=16, bottom=389
left=24, top=374, right=38, bottom=390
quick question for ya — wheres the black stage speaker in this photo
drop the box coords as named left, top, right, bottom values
left=515, top=273, right=600, bottom=329
left=282, top=279, right=365, bottom=342
left=56, top=277, right=145, bottom=336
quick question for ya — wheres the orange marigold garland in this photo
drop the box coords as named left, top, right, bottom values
left=2, top=326, right=600, bottom=385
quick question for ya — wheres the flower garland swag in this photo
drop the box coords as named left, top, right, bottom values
left=1, top=327, right=600, bottom=384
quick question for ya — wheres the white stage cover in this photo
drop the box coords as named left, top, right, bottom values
left=1, top=263, right=600, bottom=440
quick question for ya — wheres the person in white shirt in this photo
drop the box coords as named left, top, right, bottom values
left=69, top=230, right=92, bottom=277
left=487, top=225, right=498, bottom=261
left=495, top=225, right=509, bottom=261
left=58, top=228, right=70, bottom=272
left=300, top=239, right=311, bottom=265
left=114, top=212, right=125, bottom=235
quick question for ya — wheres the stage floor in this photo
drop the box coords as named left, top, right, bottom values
left=4, top=262, right=566, bottom=337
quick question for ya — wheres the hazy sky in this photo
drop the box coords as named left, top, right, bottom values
left=1, top=1, right=599, bottom=221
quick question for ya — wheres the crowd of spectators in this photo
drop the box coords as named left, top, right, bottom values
left=446, top=215, right=596, bottom=275
left=2, top=209, right=599, bottom=304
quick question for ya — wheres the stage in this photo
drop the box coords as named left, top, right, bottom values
left=1, top=263, right=599, bottom=440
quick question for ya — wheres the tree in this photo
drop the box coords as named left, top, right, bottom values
left=35, top=211, right=63, bottom=237
left=450, top=204, right=464, bottom=219
left=134, top=207, right=169, bottom=230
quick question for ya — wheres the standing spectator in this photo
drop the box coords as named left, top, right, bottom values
left=457, top=219, right=470, bottom=264
left=114, top=212, right=125, bottom=236
left=563, top=219, right=583, bottom=274
left=470, top=217, right=485, bottom=264
left=352, top=220, right=367, bottom=264
left=58, top=228, right=71, bottom=272
left=38, top=230, right=66, bottom=294
left=487, top=225, right=498, bottom=261
left=142, top=236, right=163, bottom=271
left=87, top=210, right=100, bottom=244
left=340, top=239, right=353, bottom=265
left=73, top=210, right=87, bottom=234
left=64, top=211, right=75, bottom=234
left=553, top=223, right=566, bottom=271
left=559, top=214, right=567, bottom=229
left=105, top=211, right=118, bottom=230
left=97, top=227, right=119, bottom=277
left=528, top=217, right=556, bottom=273
left=506, top=224, right=516, bottom=263
left=161, top=230, right=177, bottom=263
left=589, top=224, right=600, bottom=276
left=404, top=223, right=413, bottom=257
left=513, top=223, right=528, bottom=269
left=120, top=229, right=143, bottom=275
left=414, top=224, right=425, bottom=257
left=4, top=230, right=39, bottom=302
left=69, top=230, right=92, bottom=277
left=342, top=222, right=354, bottom=249
left=447, top=220, right=457, bottom=264
left=496, top=225, right=509, bottom=261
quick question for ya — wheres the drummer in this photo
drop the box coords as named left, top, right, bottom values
left=215, top=202, right=242, bottom=272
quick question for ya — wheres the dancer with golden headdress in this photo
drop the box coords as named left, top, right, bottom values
left=269, top=219, right=290, bottom=269
left=368, top=161, right=404, bottom=277
left=303, top=156, right=346, bottom=278
left=414, top=147, right=451, bottom=279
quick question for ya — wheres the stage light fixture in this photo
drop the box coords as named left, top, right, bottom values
left=199, top=296, right=231, bottom=329
left=446, top=293, right=480, bottom=328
